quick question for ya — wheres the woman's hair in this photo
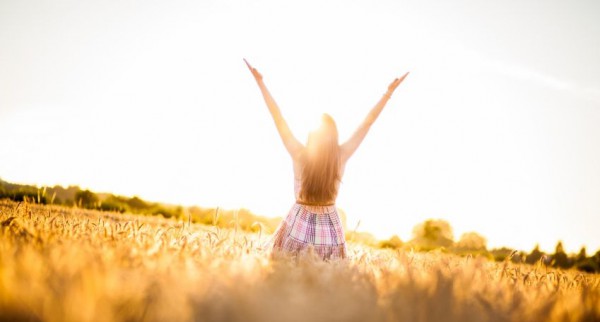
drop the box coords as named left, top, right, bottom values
left=300, top=114, right=341, bottom=203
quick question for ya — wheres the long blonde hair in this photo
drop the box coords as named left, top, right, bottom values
left=300, top=114, right=341, bottom=203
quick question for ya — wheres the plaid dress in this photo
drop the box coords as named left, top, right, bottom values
left=269, top=178, right=347, bottom=260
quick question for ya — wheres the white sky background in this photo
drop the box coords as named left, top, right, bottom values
left=1, top=0, right=599, bottom=253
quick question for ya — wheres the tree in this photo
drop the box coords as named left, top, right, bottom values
left=573, top=246, right=598, bottom=273
left=74, top=190, right=99, bottom=209
left=127, top=196, right=148, bottom=210
left=455, top=232, right=487, bottom=251
left=99, top=195, right=129, bottom=213
left=592, top=250, right=600, bottom=272
left=346, top=230, right=378, bottom=247
left=379, top=235, right=403, bottom=249
left=410, top=219, right=454, bottom=250
left=526, top=244, right=545, bottom=265
left=551, top=241, right=572, bottom=269
left=490, top=247, right=515, bottom=262
left=576, top=247, right=587, bottom=263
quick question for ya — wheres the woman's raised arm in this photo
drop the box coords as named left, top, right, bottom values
left=245, top=59, right=304, bottom=158
left=340, top=72, right=409, bottom=162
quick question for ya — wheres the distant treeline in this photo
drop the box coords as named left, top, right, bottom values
left=0, top=178, right=281, bottom=234
left=2, top=178, right=598, bottom=273
left=360, top=219, right=600, bottom=274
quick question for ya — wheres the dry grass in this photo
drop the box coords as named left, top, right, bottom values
left=0, top=199, right=598, bottom=322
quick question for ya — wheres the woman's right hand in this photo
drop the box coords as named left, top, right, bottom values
left=244, top=58, right=263, bottom=82
left=387, top=72, right=409, bottom=96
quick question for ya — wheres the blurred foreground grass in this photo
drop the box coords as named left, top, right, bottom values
left=0, top=200, right=598, bottom=322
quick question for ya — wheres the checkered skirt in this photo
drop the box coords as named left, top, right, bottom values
left=269, top=203, right=347, bottom=260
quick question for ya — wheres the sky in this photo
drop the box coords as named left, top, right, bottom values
left=1, top=0, right=599, bottom=253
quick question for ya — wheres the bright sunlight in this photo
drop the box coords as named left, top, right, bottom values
left=1, top=1, right=600, bottom=321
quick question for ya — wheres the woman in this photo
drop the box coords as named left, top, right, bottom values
left=245, top=59, right=408, bottom=260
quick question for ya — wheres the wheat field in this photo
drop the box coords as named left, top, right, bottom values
left=0, top=200, right=598, bottom=322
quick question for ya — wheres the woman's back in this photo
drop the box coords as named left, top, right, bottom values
left=292, top=156, right=347, bottom=206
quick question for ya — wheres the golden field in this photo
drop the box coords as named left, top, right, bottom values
left=0, top=199, right=598, bottom=322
